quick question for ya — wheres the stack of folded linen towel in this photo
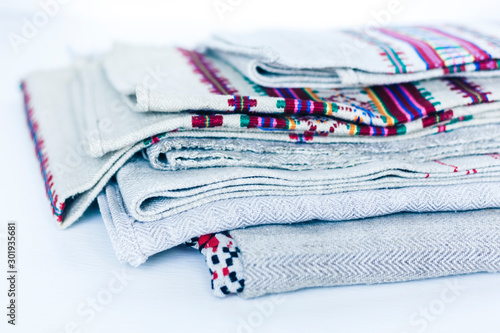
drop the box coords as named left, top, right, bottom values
left=23, top=23, right=500, bottom=298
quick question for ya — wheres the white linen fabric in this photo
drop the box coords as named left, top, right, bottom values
left=200, top=24, right=500, bottom=88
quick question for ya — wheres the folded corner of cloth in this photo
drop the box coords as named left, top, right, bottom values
left=192, top=209, right=500, bottom=298
left=201, top=23, right=500, bottom=88
left=97, top=165, right=500, bottom=268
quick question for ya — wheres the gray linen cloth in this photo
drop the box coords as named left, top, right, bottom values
left=116, top=154, right=500, bottom=222
left=98, top=181, right=500, bottom=267
left=145, top=124, right=500, bottom=171
left=215, top=209, right=500, bottom=298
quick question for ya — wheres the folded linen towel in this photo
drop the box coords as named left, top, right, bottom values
left=25, top=60, right=500, bottom=227
left=83, top=51, right=500, bottom=158
left=98, top=181, right=500, bottom=267
left=145, top=124, right=500, bottom=171
left=105, top=44, right=500, bottom=128
left=190, top=209, right=500, bottom=298
left=117, top=154, right=500, bottom=222
left=201, top=24, right=500, bottom=88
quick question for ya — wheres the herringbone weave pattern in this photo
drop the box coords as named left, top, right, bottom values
left=98, top=181, right=500, bottom=267
left=229, top=209, right=500, bottom=298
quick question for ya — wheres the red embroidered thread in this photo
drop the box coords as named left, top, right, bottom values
left=445, top=77, right=492, bottom=105
left=22, top=82, right=65, bottom=222
left=228, top=96, right=257, bottom=112
left=178, top=48, right=238, bottom=95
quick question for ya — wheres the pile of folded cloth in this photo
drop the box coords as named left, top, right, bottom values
left=23, top=23, right=500, bottom=298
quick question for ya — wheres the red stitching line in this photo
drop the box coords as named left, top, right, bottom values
left=22, top=81, right=65, bottom=222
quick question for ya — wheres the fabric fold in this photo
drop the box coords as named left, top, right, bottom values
left=103, top=44, right=500, bottom=127
left=98, top=181, right=500, bottom=267
left=145, top=124, right=500, bottom=171
left=22, top=53, right=500, bottom=226
left=93, top=47, right=500, bottom=156
left=201, top=24, right=500, bottom=88
left=116, top=155, right=500, bottom=222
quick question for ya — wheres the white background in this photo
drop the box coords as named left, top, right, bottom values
left=1, top=0, right=500, bottom=332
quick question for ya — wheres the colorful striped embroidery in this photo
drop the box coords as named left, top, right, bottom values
left=475, top=59, right=500, bottom=71
left=254, top=82, right=382, bottom=125
left=275, top=98, right=338, bottom=116
left=365, top=83, right=438, bottom=125
left=240, top=115, right=297, bottom=130
left=228, top=96, right=257, bottom=112
left=444, top=60, right=500, bottom=73
left=422, top=110, right=454, bottom=128
left=378, top=27, right=492, bottom=72
left=264, top=87, right=322, bottom=101
left=178, top=48, right=238, bottom=95
left=325, top=89, right=374, bottom=111
left=192, top=115, right=224, bottom=128
left=143, top=133, right=167, bottom=146
left=421, top=26, right=491, bottom=62
left=447, top=114, right=474, bottom=126
left=378, top=27, right=446, bottom=70
left=289, top=132, right=315, bottom=142
left=21, top=82, right=65, bottom=222
left=346, top=30, right=408, bottom=74
left=346, top=123, right=407, bottom=137
left=445, top=78, right=492, bottom=104
left=454, top=26, right=500, bottom=49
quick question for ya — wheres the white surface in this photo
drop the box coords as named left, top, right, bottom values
left=1, top=1, right=500, bottom=332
